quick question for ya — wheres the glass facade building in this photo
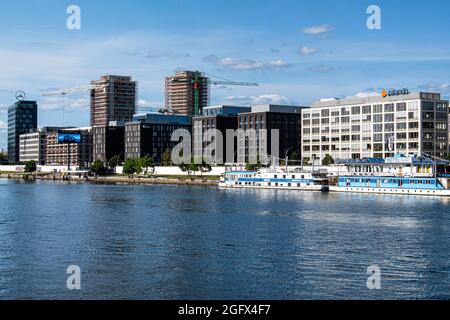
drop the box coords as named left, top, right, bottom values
left=7, top=100, right=38, bottom=163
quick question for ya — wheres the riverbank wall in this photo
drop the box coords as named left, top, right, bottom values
left=0, top=173, right=220, bottom=187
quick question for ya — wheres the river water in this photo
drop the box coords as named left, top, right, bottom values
left=0, top=179, right=449, bottom=299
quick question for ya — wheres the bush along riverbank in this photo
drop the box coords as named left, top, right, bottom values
left=0, top=172, right=220, bottom=187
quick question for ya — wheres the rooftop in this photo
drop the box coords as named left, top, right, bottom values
left=243, top=104, right=308, bottom=114
left=310, top=92, right=446, bottom=109
left=132, top=113, right=192, bottom=126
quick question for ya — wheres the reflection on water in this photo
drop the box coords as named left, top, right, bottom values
left=0, top=179, right=450, bottom=299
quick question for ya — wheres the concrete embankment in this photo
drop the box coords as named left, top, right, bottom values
left=0, top=173, right=220, bottom=187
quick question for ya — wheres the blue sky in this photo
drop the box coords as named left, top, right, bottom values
left=1, top=0, right=450, bottom=149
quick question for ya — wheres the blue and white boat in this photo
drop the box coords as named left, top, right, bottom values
left=331, top=154, right=450, bottom=196
left=219, top=167, right=329, bottom=192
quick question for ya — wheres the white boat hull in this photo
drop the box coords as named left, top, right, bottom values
left=219, top=182, right=325, bottom=192
left=330, top=186, right=450, bottom=197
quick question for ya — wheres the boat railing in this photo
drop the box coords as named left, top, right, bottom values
left=343, top=172, right=435, bottom=178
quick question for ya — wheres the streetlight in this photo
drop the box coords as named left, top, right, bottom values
left=284, top=147, right=293, bottom=173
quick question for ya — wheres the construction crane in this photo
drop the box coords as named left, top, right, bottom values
left=135, top=106, right=168, bottom=114
left=170, top=71, right=259, bottom=116
left=41, top=85, right=105, bottom=125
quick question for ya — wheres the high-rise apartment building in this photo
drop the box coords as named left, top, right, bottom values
left=90, top=75, right=137, bottom=127
left=165, top=70, right=209, bottom=115
left=301, top=91, right=449, bottom=163
left=8, top=100, right=38, bottom=163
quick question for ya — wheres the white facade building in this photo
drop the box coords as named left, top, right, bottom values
left=301, top=92, right=449, bottom=162
left=19, top=131, right=46, bottom=164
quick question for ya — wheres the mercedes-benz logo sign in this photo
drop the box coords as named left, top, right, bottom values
left=15, top=91, right=26, bottom=101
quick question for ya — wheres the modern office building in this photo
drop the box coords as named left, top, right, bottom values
left=19, top=131, right=45, bottom=164
left=237, top=105, right=306, bottom=164
left=92, top=122, right=125, bottom=163
left=125, top=114, right=192, bottom=163
left=45, top=128, right=93, bottom=168
left=301, top=91, right=449, bottom=163
left=165, top=70, right=209, bottom=115
left=90, top=75, right=137, bottom=127
left=7, top=100, right=38, bottom=163
left=201, top=105, right=251, bottom=117
left=19, top=127, right=67, bottom=164
left=193, top=105, right=251, bottom=164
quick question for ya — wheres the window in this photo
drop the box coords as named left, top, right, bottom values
left=373, top=114, right=383, bottom=123
left=422, top=101, right=435, bottom=111
left=374, top=134, right=383, bottom=142
left=351, top=106, right=361, bottom=115
left=373, top=124, right=383, bottom=132
left=384, top=104, right=395, bottom=113
left=384, top=124, right=394, bottom=132
left=385, top=114, right=395, bottom=122
left=362, top=105, right=371, bottom=114
left=373, top=105, right=383, bottom=113
left=396, top=103, right=407, bottom=112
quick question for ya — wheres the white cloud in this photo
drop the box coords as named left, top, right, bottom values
left=146, top=52, right=190, bottom=59
left=226, top=94, right=296, bottom=105
left=138, top=99, right=164, bottom=108
left=308, top=64, right=334, bottom=73
left=353, top=90, right=380, bottom=98
left=210, top=57, right=292, bottom=71
left=301, top=24, right=335, bottom=35
left=202, top=54, right=220, bottom=63
left=299, top=46, right=320, bottom=56
left=38, top=96, right=89, bottom=112
left=418, top=82, right=450, bottom=96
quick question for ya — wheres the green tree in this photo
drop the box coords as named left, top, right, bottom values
left=189, top=162, right=199, bottom=174
left=108, top=155, right=120, bottom=168
left=123, top=158, right=138, bottom=176
left=0, top=152, right=7, bottom=163
left=138, top=156, right=154, bottom=175
left=161, top=149, right=172, bottom=166
left=200, top=161, right=212, bottom=173
left=24, top=160, right=37, bottom=173
left=91, top=160, right=106, bottom=176
left=245, top=155, right=263, bottom=171
left=290, top=151, right=299, bottom=161
left=179, top=162, right=188, bottom=172
left=322, top=154, right=335, bottom=166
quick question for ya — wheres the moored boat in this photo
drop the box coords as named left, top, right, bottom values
left=219, top=167, right=329, bottom=192
left=330, top=154, right=450, bottom=196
